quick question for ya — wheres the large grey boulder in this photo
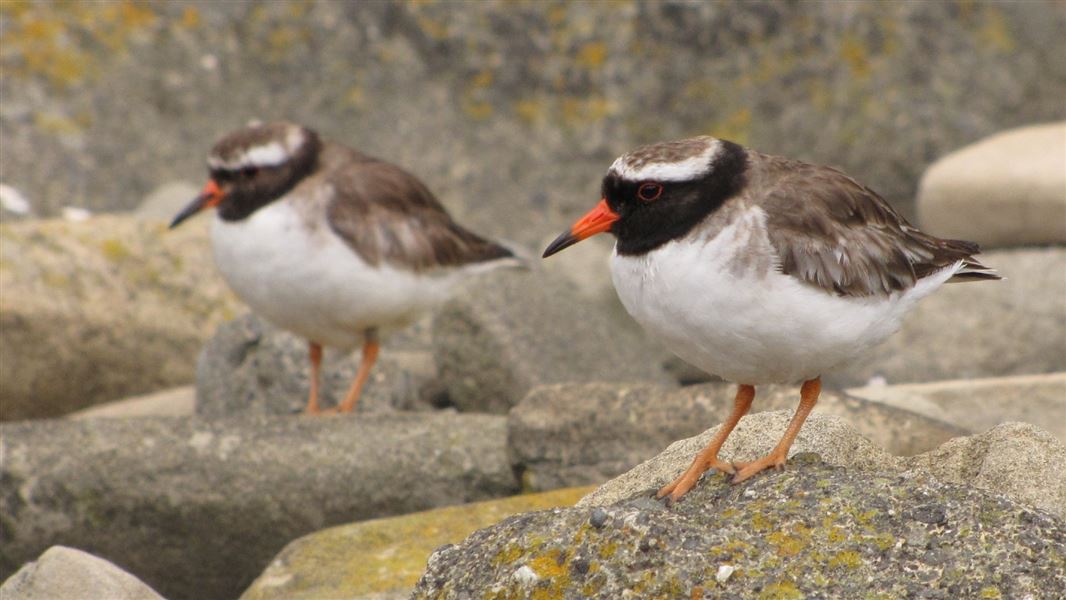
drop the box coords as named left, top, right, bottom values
left=0, top=546, right=164, bottom=600
left=196, top=313, right=443, bottom=416
left=432, top=270, right=673, bottom=414
left=0, top=413, right=516, bottom=600
left=0, top=216, right=241, bottom=420
left=828, top=247, right=1066, bottom=387
left=917, top=122, right=1066, bottom=248
left=510, top=383, right=964, bottom=492
left=414, top=455, right=1066, bottom=598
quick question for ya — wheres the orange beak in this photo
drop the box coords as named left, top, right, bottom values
left=542, top=199, right=620, bottom=258
left=169, top=179, right=225, bottom=229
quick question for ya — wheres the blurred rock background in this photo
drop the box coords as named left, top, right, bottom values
left=2, top=0, right=1064, bottom=230
left=2, top=2, right=1065, bottom=599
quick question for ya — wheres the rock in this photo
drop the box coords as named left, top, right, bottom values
left=917, top=122, right=1066, bottom=247
left=849, top=372, right=1066, bottom=443
left=414, top=457, right=1066, bottom=598
left=4, top=3, right=1065, bottom=229
left=195, top=313, right=443, bottom=416
left=577, top=412, right=900, bottom=508
left=134, top=180, right=200, bottom=221
left=432, top=270, right=673, bottom=414
left=510, top=383, right=964, bottom=492
left=905, top=422, right=1066, bottom=520
left=0, top=216, right=242, bottom=420
left=68, top=386, right=196, bottom=419
left=0, top=182, right=32, bottom=220
left=828, top=247, right=1066, bottom=387
left=0, top=546, right=164, bottom=600
left=240, top=486, right=595, bottom=600
left=0, top=413, right=516, bottom=600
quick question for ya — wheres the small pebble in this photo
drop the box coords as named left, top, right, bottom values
left=716, top=564, right=735, bottom=583
left=589, top=507, right=608, bottom=529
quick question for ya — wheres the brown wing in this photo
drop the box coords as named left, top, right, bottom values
left=325, top=155, right=514, bottom=272
left=759, top=160, right=997, bottom=297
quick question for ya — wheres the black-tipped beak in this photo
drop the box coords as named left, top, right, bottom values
left=169, top=180, right=224, bottom=229
left=542, top=199, right=619, bottom=258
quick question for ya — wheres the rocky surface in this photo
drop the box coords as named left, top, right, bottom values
left=196, top=313, right=443, bottom=416
left=579, top=413, right=1066, bottom=521
left=134, top=180, right=200, bottom=221
left=3, top=3, right=1065, bottom=229
left=0, top=413, right=517, bottom=600
left=415, top=455, right=1066, bottom=598
left=240, top=486, right=594, bottom=600
left=827, top=247, right=1066, bottom=387
left=917, top=121, right=1066, bottom=247
left=509, top=383, right=964, bottom=492
left=0, top=215, right=240, bottom=420
left=850, top=372, right=1066, bottom=442
left=908, top=422, right=1066, bottom=520
left=0, top=546, right=165, bottom=600
left=433, top=270, right=673, bottom=414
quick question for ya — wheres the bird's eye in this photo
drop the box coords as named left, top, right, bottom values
left=637, top=182, right=663, bottom=202
left=241, top=166, right=259, bottom=178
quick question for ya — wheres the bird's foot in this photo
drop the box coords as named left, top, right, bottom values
left=656, top=457, right=735, bottom=506
left=303, top=405, right=342, bottom=416
left=731, top=452, right=787, bottom=484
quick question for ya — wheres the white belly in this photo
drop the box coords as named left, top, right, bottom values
left=609, top=209, right=957, bottom=384
left=211, top=200, right=459, bottom=350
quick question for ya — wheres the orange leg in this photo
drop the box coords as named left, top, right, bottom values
left=335, top=329, right=379, bottom=414
left=657, top=384, right=755, bottom=504
left=732, top=377, right=821, bottom=483
left=303, top=341, right=324, bottom=415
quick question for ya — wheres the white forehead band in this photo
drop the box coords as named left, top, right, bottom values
left=609, top=138, right=722, bottom=182
left=207, top=126, right=307, bottom=171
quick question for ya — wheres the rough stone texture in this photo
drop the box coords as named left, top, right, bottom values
left=917, top=122, right=1066, bottom=247
left=0, top=546, right=164, bottom=600
left=414, top=457, right=1066, bottom=599
left=0, top=413, right=516, bottom=600
left=850, top=372, right=1066, bottom=443
left=905, top=422, right=1066, bottom=520
left=3, top=3, right=1065, bottom=230
left=433, top=270, right=673, bottom=414
left=240, top=486, right=594, bottom=600
left=828, top=247, right=1066, bottom=387
left=577, top=412, right=899, bottom=509
left=0, top=216, right=241, bottom=420
left=196, top=313, right=443, bottom=416
left=510, top=383, right=965, bottom=492
left=69, top=385, right=196, bottom=419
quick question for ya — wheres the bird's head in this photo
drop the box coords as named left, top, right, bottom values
left=170, top=121, right=321, bottom=228
left=542, top=136, right=748, bottom=257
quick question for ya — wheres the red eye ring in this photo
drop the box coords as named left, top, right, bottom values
left=637, top=182, right=663, bottom=202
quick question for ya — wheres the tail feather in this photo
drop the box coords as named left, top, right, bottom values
left=947, top=255, right=1001, bottom=283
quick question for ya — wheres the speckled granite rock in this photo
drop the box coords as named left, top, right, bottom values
left=240, top=487, right=594, bottom=600
left=414, top=456, right=1066, bottom=599
left=0, top=413, right=516, bottom=600
left=509, top=383, right=964, bottom=492
left=433, top=270, right=673, bottom=414
left=0, top=216, right=240, bottom=420
left=0, top=546, right=165, bottom=600
left=196, top=313, right=443, bottom=416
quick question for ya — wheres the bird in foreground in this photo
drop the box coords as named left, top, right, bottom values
left=543, top=136, right=999, bottom=503
left=170, top=121, right=520, bottom=414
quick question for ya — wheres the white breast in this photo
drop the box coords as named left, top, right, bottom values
left=609, top=207, right=958, bottom=384
left=210, top=197, right=461, bottom=350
